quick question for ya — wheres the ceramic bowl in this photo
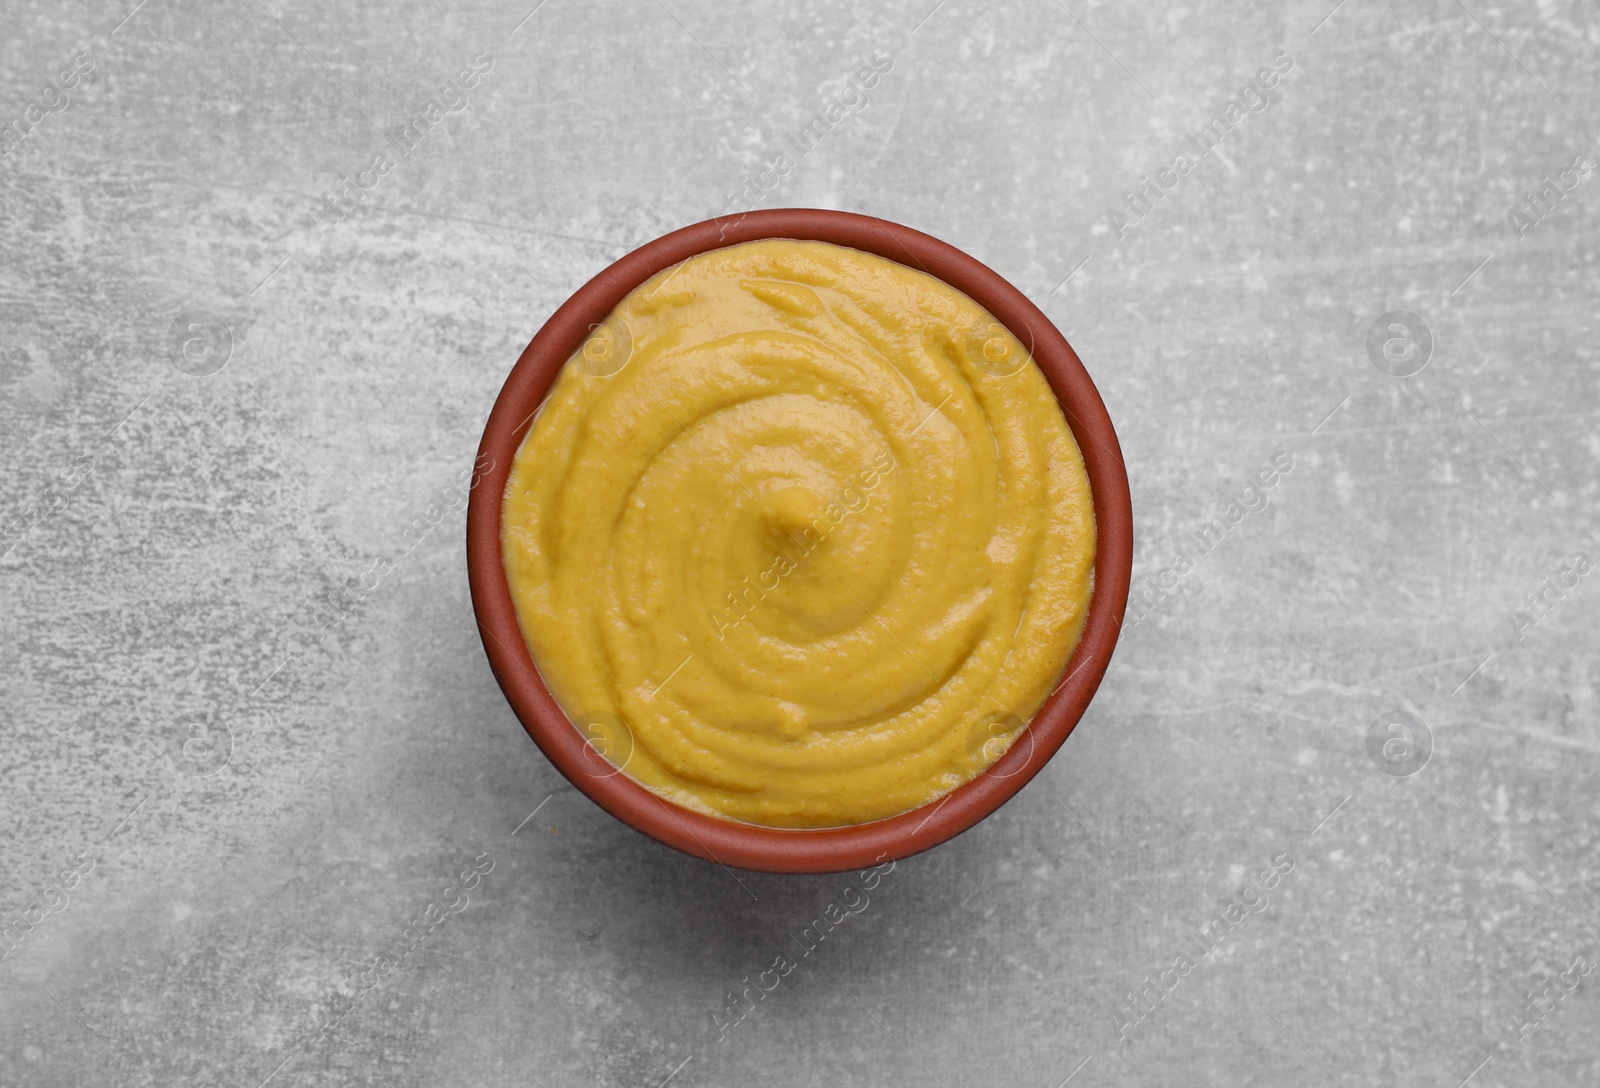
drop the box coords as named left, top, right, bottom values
left=466, top=208, right=1132, bottom=874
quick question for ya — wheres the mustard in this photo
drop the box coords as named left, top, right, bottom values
left=502, top=239, right=1095, bottom=827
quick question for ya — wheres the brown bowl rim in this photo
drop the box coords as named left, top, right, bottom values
left=466, top=208, right=1132, bottom=875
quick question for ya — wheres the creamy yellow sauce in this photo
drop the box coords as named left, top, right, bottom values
left=502, top=239, right=1095, bottom=828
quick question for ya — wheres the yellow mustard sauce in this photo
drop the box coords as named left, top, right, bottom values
left=502, top=239, right=1095, bottom=828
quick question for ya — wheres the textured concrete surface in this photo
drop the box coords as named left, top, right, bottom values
left=3, top=0, right=1599, bottom=1084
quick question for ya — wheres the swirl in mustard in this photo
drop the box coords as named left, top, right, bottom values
left=502, top=239, right=1095, bottom=828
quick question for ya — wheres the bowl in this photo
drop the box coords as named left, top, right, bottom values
left=467, top=208, right=1132, bottom=874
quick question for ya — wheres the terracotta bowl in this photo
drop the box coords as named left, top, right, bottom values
left=467, top=208, right=1132, bottom=875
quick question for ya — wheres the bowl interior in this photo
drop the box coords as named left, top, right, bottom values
left=467, top=208, right=1132, bottom=874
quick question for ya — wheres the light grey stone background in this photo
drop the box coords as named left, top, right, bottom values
left=3, top=0, right=1598, bottom=1084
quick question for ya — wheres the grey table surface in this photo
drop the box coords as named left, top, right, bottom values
left=3, top=0, right=1599, bottom=1085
